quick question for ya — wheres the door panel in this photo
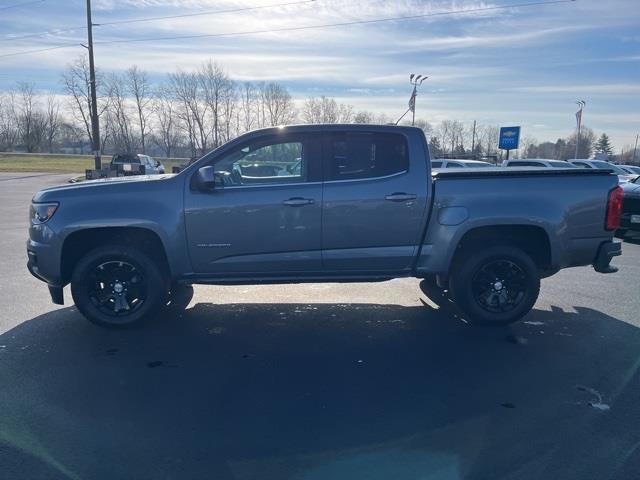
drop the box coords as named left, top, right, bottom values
left=185, top=183, right=321, bottom=274
left=184, top=132, right=322, bottom=275
left=321, top=131, right=429, bottom=272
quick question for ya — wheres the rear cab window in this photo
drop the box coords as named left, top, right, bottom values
left=324, top=132, right=409, bottom=181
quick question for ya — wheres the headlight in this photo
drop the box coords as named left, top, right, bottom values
left=30, top=202, right=58, bottom=224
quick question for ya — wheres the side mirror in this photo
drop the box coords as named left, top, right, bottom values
left=195, top=166, right=216, bottom=191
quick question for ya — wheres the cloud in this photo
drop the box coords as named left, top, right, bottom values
left=506, top=84, right=640, bottom=95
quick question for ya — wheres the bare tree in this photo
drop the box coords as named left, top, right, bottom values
left=481, top=125, right=500, bottom=157
left=152, top=87, right=182, bottom=158
left=105, top=73, right=136, bottom=154
left=61, top=55, right=107, bottom=149
left=353, top=110, right=376, bottom=124
left=169, top=70, right=210, bottom=157
left=563, top=127, right=596, bottom=160
left=239, top=82, right=257, bottom=133
left=260, top=82, right=296, bottom=126
left=0, top=91, right=19, bottom=151
left=302, top=96, right=353, bottom=124
left=126, top=65, right=152, bottom=154
left=199, top=60, right=236, bottom=147
left=44, top=95, right=62, bottom=153
left=16, top=82, right=46, bottom=152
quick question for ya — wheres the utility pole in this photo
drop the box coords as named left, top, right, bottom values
left=574, top=100, right=585, bottom=160
left=471, top=120, right=477, bottom=157
left=633, top=133, right=639, bottom=163
left=86, top=0, right=101, bottom=170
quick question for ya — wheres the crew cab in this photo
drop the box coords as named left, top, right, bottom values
left=27, top=125, right=623, bottom=328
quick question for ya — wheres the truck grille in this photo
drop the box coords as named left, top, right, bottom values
left=623, top=196, right=640, bottom=214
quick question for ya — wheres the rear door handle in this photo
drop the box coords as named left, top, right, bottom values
left=385, top=193, right=417, bottom=202
left=283, top=197, right=315, bottom=207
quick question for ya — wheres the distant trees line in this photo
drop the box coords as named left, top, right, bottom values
left=0, top=56, right=631, bottom=163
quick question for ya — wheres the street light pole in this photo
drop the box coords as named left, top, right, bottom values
left=574, top=100, right=585, bottom=160
left=633, top=133, right=639, bottom=164
left=409, top=74, right=427, bottom=126
left=86, top=0, right=101, bottom=170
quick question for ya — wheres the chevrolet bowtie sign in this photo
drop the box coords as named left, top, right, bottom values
left=499, top=126, right=521, bottom=150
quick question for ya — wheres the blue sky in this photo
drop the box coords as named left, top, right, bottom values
left=0, top=0, right=638, bottom=149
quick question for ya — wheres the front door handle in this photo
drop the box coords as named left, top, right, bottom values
left=283, top=197, right=315, bottom=207
left=385, top=193, right=417, bottom=202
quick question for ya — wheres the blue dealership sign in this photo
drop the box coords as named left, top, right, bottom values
left=499, top=126, right=521, bottom=150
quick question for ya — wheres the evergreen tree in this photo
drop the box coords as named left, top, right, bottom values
left=594, top=133, right=614, bottom=157
left=428, top=136, right=442, bottom=157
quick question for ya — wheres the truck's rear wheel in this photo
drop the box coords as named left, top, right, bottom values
left=71, top=245, right=166, bottom=328
left=449, top=246, right=540, bottom=326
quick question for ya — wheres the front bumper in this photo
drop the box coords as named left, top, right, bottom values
left=27, top=239, right=64, bottom=304
left=593, top=241, right=622, bottom=274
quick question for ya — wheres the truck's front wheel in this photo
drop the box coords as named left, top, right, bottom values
left=449, top=246, right=540, bottom=326
left=71, top=245, right=166, bottom=328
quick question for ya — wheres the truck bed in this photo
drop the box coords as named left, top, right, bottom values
left=432, top=167, right=614, bottom=179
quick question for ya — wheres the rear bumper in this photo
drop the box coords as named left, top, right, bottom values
left=593, top=241, right=622, bottom=274
left=619, top=213, right=640, bottom=232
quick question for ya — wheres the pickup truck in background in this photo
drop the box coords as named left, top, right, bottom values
left=110, top=153, right=165, bottom=176
left=27, top=125, right=623, bottom=328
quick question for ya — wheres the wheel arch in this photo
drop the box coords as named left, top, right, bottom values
left=60, top=226, right=170, bottom=285
left=450, top=224, right=553, bottom=275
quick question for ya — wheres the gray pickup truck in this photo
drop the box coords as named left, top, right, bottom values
left=27, top=125, right=623, bottom=328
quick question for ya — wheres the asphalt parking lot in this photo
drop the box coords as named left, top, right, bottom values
left=1, top=172, right=639, bottom=480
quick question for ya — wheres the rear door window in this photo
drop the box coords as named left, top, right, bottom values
left=506, top=161, right=545, bottom=167
left=572, top=162, right=591, bottom=168
left=325, top=132, right=409, bottom=181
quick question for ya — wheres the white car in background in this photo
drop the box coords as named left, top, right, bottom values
left=502, top=159, right=578, bottom=168
left=569, top=159, right=634, bottom=183
left=616, top=164, right=640, bottom=176
left=431, top=159, right=495, bottom=169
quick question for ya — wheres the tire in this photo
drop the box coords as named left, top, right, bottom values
left=71, top=245, right=166, bottom=328
left=165, top=284, right=194, bottom=311
left=449, top=246, right=540, bottom=326
left=614, top=229, right=627, bottom=239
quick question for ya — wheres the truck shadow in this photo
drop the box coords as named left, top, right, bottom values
left=1, top=301, right=639, bottom=480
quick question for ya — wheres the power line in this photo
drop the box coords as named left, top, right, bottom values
left=0, top=0, right=577, bottom=59
left=0, top=0, right=43, bottom=10
left=97, top=0, right=316, bottom=26
left=96, top=0, right=578, bottom=45
left=0, top=0, right=316, bottom=42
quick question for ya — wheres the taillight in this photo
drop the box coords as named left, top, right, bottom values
left=605, top=186, right=624, bottom=231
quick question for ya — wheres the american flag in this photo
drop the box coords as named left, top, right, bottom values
left=575, top=108, right=582, bottom=130
left=408, top=86, right=417, bottom=112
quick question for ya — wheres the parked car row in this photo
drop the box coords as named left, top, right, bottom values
left=431, top=157, right=638, bottom=185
